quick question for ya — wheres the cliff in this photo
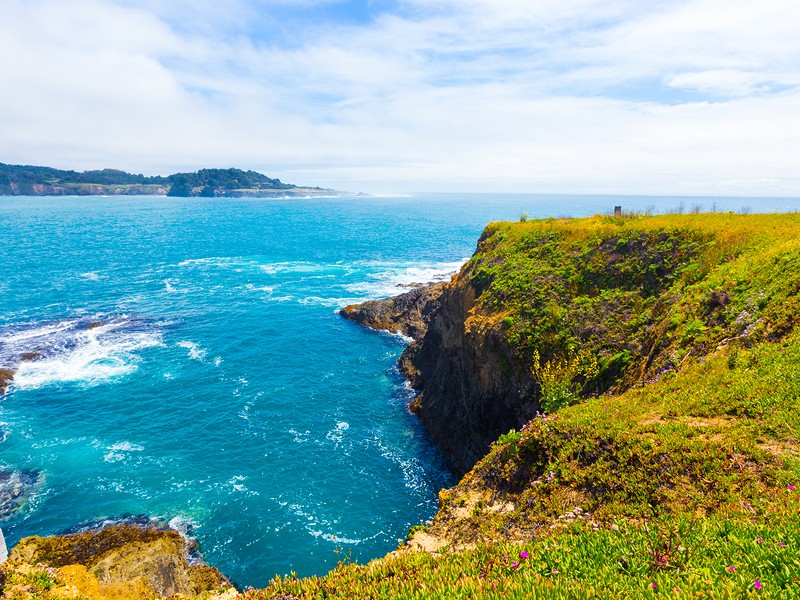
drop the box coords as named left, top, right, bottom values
left=0, top=524, right=234, bottom=599
left=251, top=212, right=800, bottom=597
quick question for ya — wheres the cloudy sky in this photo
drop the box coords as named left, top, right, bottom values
left=1, top=0, right=798, bottom=194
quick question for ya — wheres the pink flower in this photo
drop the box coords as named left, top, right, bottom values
left=650, top=582, right=657, bottom=589
left=788, top=485, right=796, bottom=491
left=519, top=551, right=530, bottom=559
left=779, top=542, right=787, bottom=547
left=511, top=561, right=519, bottom=569
left=551, top=568, right=559, bottom=574
left=728, top=566, right=736, bottom=572
left=756, top=538, right=763, bottom=543
left=754, top=580, right=762, bottom=590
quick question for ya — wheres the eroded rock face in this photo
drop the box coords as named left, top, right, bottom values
left=1, top=524, right=233, bottom=599
left=340, top=283, right=446, bottom=341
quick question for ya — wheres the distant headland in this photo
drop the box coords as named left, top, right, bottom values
left=0, top=162, right=342, bottom=198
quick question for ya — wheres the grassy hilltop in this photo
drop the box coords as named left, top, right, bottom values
left=250, top=212, right=800, bottom=599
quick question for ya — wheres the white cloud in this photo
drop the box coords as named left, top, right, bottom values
left=0, top=0, right=798, bottom=195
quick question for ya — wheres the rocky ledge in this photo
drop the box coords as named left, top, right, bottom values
left=0, top=523, right=234, bottom=599
left=340, top=283, right=446, bottom=341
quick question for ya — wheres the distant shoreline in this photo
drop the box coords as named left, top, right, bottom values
left=0, top=162, right=345, bottom=198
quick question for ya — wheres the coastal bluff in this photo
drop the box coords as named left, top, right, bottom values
left=342, top=213, right=800, bottom=474
left=256, top=212, right=800, bottom=597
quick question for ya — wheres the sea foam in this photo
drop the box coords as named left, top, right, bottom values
left=3, top=318, right=163, bottom=390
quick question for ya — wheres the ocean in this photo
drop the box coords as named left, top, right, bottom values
left=1, top=193, right=799, bottom=587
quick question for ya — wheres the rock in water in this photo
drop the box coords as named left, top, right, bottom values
left=0, top=369, right=12, bottom=395
left=0, top=469, right=42, bottom=521
left=340, top=282, right=446, bottom=340
left=1, top=523, right=233, bottom=599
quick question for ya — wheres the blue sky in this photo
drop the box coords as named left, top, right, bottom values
left=1, top=0, right=799, bottom=195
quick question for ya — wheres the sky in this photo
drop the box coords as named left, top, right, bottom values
left=1, top=0, right=799, bottom=195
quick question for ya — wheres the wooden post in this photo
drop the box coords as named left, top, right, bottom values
left=614, top=206, right=622, bottom=217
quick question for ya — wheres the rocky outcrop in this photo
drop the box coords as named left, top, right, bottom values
left=0, top=524, right=233, bottom=599
left=340, top=283, right=446, bottom=340
left=0, top=370, right=11, bottom=395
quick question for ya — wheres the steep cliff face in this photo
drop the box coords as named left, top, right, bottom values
left=401, top=277, right=537, bottom=473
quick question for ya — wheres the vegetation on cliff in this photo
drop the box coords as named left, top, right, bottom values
left=246, top=212, right=800, bottom=598
left=0, top=163, right=332, bottom=197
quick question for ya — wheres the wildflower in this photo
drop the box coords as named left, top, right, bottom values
left=651, top=582, right=657, bottom=590
left=511, top=561, right=519, bottom=569
left=758, top=421, right=763, bottom=425
left=788, top=485, right=796, bottom=491
left=611, top=524, right=619, bottom=531
left=551, top=568, right=559, bottom=574
left=727, top=566, right=736, bottom=572
left=754, top=580, right=762, bottom=590
left=519, top=551, right=530, bottom=559
left=779, top=542, right=787, bottom=547
left=756, top=538, right=763, bottom=544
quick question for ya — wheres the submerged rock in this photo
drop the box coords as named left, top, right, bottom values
left=340, top=282, right=446, bottom=341
left=0, top=469, right=41, bottom=522
left=0, top=523, right=233, bottom=599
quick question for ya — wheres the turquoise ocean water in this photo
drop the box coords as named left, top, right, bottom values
left=2, top=193, right=799, bottom=587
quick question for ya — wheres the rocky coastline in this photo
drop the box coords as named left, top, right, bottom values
left=0, top=522, right=234, bottom=599
left=341, top=275, right=539, bottom=475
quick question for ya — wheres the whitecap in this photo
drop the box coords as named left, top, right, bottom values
left=308, top=530, right=363, bottom=545
left=79, top=272, right=101, bottom=281
left=0, top=320, right=75, bottom=344
left=103, top=452, right=125, bottom=463
left=178, top=341, right=207, bottom=361
left=325, top=421, right=350, bottom=445
left=344, top=258, right=468, bottom=299
left=107, top=441, right=144, bottom=452
left=9, top=319, right=163, bottom=390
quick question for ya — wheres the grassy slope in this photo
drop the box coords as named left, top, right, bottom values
left=244, top=213, right=800, bottom=598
